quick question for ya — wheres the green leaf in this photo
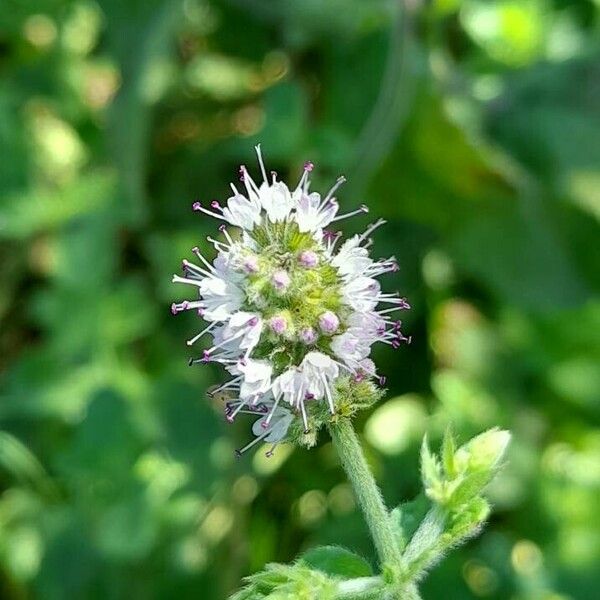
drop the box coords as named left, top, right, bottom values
left=390, top=495, right=430, bottom=551
left=402, top=507, right=446, bottom=569
left=420, top=435, right=443, bottom=501
left=301, top=545, right=372, bottom=579
left=0, top=432, right=58, bottom=499
left=441, top=429, right=457, bottom=479
left=446, top=497, right=491, bottom=544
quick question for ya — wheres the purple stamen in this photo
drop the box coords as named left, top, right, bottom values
left=192, top=201, right=202, bottom=211
left=304, top=161, right=314, bottom=172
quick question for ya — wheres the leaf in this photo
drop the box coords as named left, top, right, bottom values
left=300, top=545, right=372, bottom=579
left=402, top=507, right=446, bottom=568
left=0, top=432, right=58, bottom=499
left=231, top=562, right=337, bottom=600
left=420, top=435, right=442, bottom=499
left=390, top=494, right=430, bottom=551
left=441, top=428, right=457, bottom=480
left=446, top=497, right=490, bottom=545
left=451, top=200, right=590, bottom=312
left=0, top=173, right=116, bottom=240
left=446, top=471, right=494, bottom=510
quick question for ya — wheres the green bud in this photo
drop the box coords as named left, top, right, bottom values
left=420, top=428, right=510, bottom=509
left=454, top=428, right=511, bottom=474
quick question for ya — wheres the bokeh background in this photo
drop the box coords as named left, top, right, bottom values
left=1, top=1, right=599, bottom=599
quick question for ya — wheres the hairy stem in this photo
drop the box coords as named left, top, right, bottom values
left=328, top=419, right=403, bottom=570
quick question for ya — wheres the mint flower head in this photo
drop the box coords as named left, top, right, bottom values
left=172, top=146, right=410, bottom=456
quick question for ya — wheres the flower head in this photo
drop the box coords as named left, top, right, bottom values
left=173, top=146, right=410, bottom=456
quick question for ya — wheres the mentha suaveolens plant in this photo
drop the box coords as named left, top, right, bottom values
left=172, top=146, right=410, bottom=456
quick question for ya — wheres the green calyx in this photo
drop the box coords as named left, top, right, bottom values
left=286, top=376, right=384, bottom=448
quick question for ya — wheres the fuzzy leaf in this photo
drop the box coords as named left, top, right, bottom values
left=441, top=428, right=457, bottom=479
left=301, top=545, right=372, bottom=579
left=390, top=495, right=430, bottom=551
left=402, top=507, right=446, bottom=568
left=446, top=497, right=491, bottom=544
left=420, top=435, right=443, bottom=498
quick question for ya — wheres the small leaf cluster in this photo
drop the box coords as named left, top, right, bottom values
left=393, top=428, right=511, bottom=583
left=230, top=546, right=381, bottom=600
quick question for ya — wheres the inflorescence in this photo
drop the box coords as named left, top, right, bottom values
left=172, top=146, right=410, bottom=456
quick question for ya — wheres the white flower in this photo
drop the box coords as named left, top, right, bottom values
left=294, top=191, right=339, bottom=232
left=223, top=312, right=263, bottom=352
left=300, top=352, right=339, bottom=411
left=342, top=277, right=380, bottom=312
left=272, top=368, right=301, bottom=405
left=332, top=236, right=372, bottom=278
left=252, top=407, right=294, bottom=443
left=331, top=331, right=370, bottom=364
left=222, top=193, right=262, bottom=230
left=173, top=145, right=410, bottom=455
left=201, top=278, right=245, bottom=321
left=259, top=181, right=294, bottom=222
left=237, top=358, right=273, bottom=399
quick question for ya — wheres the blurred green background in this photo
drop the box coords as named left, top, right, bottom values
left=1, top=0, right=599, bottom=598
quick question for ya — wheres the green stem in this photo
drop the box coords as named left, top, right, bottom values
left=328, top=419, right=403, bottom=570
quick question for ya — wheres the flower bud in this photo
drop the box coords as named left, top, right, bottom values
left=243, top=255, right=259, bottom=274
left=318, top=311, right=339, bottom=334
left=269, top=314, right=288, bottom=335
left=456, top=428, right=511, bottom=473
left=299, top=327, right=317, bottom=345
left=271, top=269, right=291, bottom=293
left=298, top=250, right=318, bottom=268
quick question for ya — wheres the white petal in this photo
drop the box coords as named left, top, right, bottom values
left=260, top=181, right=294, bottom=222
left=222, top=194, right=262, bottom=229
